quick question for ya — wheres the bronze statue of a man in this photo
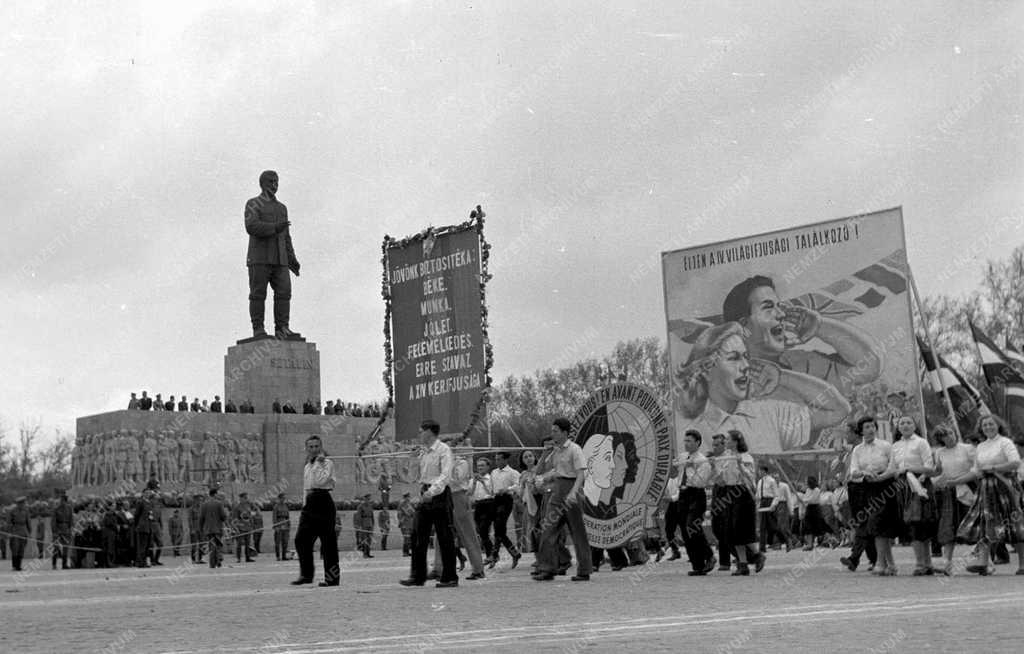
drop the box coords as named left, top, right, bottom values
left=245, top=170, right=300, bottom=337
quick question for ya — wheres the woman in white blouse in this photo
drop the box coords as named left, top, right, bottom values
left=888, top=416, right=937, bottom=575
left=711, top=429, right=765, bottom=576
left=957, top=415, right=1024, bottom=575
left=931, top=425, right=975, bottom=575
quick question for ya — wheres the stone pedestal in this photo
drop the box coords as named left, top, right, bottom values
left=225, top=337, right=320, bottom=414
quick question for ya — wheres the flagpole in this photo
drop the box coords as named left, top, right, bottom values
left=908, top=268, right=961, bottom=439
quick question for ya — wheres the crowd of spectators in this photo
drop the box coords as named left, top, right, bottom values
left=127, top=391, right=383, bottom=417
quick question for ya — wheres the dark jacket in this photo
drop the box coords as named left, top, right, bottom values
left=244, top=193, right=298, bottom=270
left=199, top=498, right=228, bottom=537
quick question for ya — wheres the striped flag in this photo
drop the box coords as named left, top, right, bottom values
left=917, top=336, right=987, bottom=436
left=1005, top=341, right=1024, bottom=376
left=969, top=322, right=1024, bottom=438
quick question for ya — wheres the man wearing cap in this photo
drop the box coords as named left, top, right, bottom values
left=400, top=419, right=459, bottom=588
left=51, top=493, right=74, bottom=570
left=272, top=493, right=291, bottom=561
left=231, top=492, right=255, bottom=563
left=397, top=492, right=415, bottom=556
left=245, top=169, right=301, bottom=339
left=133, top=487, right=159, bottom=567
left=354, top=494, right=375, bottom=558
left=293, top=435, right=340, bottom=587
left=7, top=497, right=30, bottom=571
left=534, top=418, right=592, bottom=581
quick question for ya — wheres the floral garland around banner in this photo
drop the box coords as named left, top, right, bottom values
left=380, top=206, right=493, bottom=441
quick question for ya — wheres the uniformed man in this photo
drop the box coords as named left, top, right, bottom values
left=7, top=497, right=30, bottom=571
left=354, top=494, right=375, bottom=558
left=133, top=488, right=159, bottom=567
left=168, top=509, right=184, bottom=556
left=231, top=492, right=255, bottom=563
left=397, top=493, right=415, bottom=556
left=377, top=508, right=391, bottom=551
left=101, top=504, right=120, bottom=567
left=188, top=493, right=206, bottom=563
left=199, top=487, right=228, bottom=568
left=272, top=493, right=291, bottom=561
left=51, top=493, right=74, bottom=569
left=34, top=515, right=47, bottom=559
left=252, top=503, right=264, bottom=555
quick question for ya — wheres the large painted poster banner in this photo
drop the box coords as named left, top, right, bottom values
left=384, top=219, right=490, bottom=440
left=661, top=208, right=922, bottom=455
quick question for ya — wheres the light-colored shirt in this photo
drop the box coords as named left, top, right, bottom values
left=678, top=398, right=810, bottom=454
left=303, top=458, right=335, bottom=495
left=678, top=451, right=713, bottom=489
left=418, top=438, right=453, bottom=498
left=449, top=457, right=472, bottom=493
left=490, top=465, right=521, bottom=496
left=469, top=472, right=493, bottom=502
left=849, top=439, right=892, bottom=479
left=890, top=434, right=934, bottom=475
left=974, top=435, right=1020, bottom=473
left=934, top=443, right=975, bottom=482
left=756, top=475, right=778, bottom=501
left=546, top=439, right=586, bottom=479
left=713, top=452, right=755, bottom=486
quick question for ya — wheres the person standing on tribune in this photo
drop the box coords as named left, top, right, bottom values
left=401, top=420, right=460, bottom=588
left=293, top=435, right=339, bottom=587
left=245, top=170, right=300, bottom=339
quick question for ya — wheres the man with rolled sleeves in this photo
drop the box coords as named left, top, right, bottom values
left=51, top=492, right=74, bottom=570
left=677, top=430, right=716, bottom=575
left=272, top=493, right=291, bottom=561
left=534, top=418, right=592, bottom=582
left=245, top=170, right=301, bottom=339
left=292, top=435, right=339, bottom=587
left=400, top=419, right=459, bottom=588
left=7, top=497, right=30, bottom=571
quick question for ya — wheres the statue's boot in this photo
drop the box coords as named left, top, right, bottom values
left=250, top=299, right=267, bottom=337
left=274, top=296, right=292, bottom=338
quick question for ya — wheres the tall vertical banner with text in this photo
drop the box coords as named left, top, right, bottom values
left=384, top=222, right=490, bottom=440
left=661, top=208, right=922, bottom=455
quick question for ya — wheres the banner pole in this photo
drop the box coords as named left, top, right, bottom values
left=908, top=267, right=961, bottom=439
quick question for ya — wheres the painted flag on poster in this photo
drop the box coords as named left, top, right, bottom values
left=916, top=336, right=987, bottom=436
left=969, top=322, right=1024, bottom=437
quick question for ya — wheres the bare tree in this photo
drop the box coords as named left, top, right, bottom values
left=38, top=430, right=73, bottom=481
left=18, top=420, right=41, bottom=481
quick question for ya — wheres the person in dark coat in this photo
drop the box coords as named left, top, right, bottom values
left=7, top=497, right=30, bottom=571
left=133, top=489, right=159, bottom=567
left=199, top=488, right=228, bottom=568
left=51, top=493, right=74, bottom=569
left=354, top=494, right=375, bottom=558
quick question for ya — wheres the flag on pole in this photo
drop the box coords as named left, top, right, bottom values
left=969, top=322, right=1024, bottom=437
left=1005, top=341, right=1024, bottom=376
left=917, top=336, right=987, bottom=436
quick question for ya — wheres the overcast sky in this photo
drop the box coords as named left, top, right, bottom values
left=3, top=1, right=1022, bottom=445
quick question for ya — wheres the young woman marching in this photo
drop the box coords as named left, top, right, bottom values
left=889, top=416, right=937, bottom=575
left=931, top=425, right=975, bottom=575
left=711, top=429, right=765, bottom=576
left=957, top=415, right=1024, bottom=575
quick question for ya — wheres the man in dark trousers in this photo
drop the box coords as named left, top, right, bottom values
left=168, top=509, right=184, bottom=556
left=377, top=507, right=391, bottom=551
left=677, top=430, right=716, bottom=575
left=397, top=492, right=415, bottom=556
left=251, top=503, right=264, bottom=555
left=245, top=169, right=300, bottom=338
left=133, top=486, right=159, bottom=568
left=188, top=493, right=206, bottom=563
left=400, top=419, right=459, bottom=588
left=354, top=494, right=375, bottom=558
left=292, top=435, right=339, bottom=587
left=272, top=493, right=291, bottom=561
left=199, top=487, right=228, bottom=568
left=51, top=492, right=74, bottom=570
left=7, top=497, right=30, bottom=571
left=231, top=492, right=255, bottom=563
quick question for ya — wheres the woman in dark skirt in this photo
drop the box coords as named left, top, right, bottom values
left=956, top=415, right=1024, bottom=575
left=848, top=416, right=900, bottom=575
left=931, top=425, right=975, bottom=575
left=889, top=415, right=937, bottom=575
left=711, top=429, right=764, bottom=576
left=799, top=476, right=831, bottom=550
